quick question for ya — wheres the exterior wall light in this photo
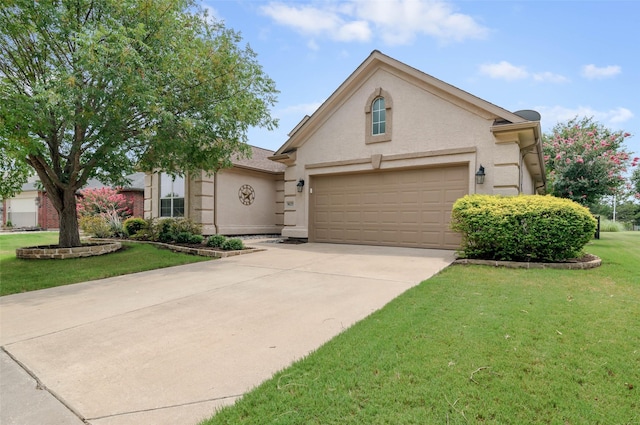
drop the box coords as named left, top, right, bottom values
left=475, top=165, right=486, bottom=185
left=297, top=179, right=305, bottom=193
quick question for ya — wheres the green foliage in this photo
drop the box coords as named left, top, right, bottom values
left=221, top=238, right=244, bottom=251
left=0, top=234, right=209, bottom=296
left=79, top=216, right=113, bottom=238
left=168, top=218, right=202, bottom=236
left=134, top=218, right=202, bottom=243
left=206, top=234, right=227, bottom=248
left=632, top=167, right=640, bottom=199
left=599, top=219, right=628, bottom=232
left=451, top=194, right=596, bottom=261
left=123, top=217, right=147, bottom=236
left=542, top=117, right=637, bottom=205
left=175, top=232, right=194, bottom=244
left=188, top=234, right=205, bottom=244
left=0, top=0, right=278, bottom=247
left=104, top=211, right=126, bottom=238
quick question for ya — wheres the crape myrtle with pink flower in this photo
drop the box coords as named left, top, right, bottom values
left=543, top=117, right=638, bottom=205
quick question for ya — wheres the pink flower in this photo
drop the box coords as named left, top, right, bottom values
left=576, top=157, right=584, bottom=164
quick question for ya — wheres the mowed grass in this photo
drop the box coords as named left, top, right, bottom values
left=0, top=232, right=210, bottom=296
left=203, top=232, right=639, bottom=425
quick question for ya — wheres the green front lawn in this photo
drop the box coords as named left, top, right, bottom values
left=202, top=232, right=639, bottom=424
left=0, top=232, right=211, bottom=296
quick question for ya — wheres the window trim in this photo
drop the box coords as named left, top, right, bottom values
left=159, top=173, right=185, bottom=218
left=365, top=87, right=393, bottom=144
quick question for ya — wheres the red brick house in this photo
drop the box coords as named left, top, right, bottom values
left=2, top=173, right=145, bottom=229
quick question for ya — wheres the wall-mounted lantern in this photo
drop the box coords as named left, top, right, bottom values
left=35, top=197, right=41, bottom=207
left=475, top=165, right=486, bottom=185
left=296, top=179, right=305, bottom=193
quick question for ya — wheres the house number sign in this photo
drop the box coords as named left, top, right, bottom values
left=238, top=184, right=255, bottom=205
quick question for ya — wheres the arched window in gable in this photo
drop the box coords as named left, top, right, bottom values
left=365, top=88, right=392, bottom=144
left=372, top=97, right=386, bottom=135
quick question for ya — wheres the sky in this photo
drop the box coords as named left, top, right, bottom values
left=201, top=0, right=640, bottom=160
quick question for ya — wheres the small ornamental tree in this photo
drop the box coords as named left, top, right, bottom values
left=76, top=188, right=132, bottom=219
left=0, top=0, right=278, bottom=247
left=543, top=117, right=638, bottom=205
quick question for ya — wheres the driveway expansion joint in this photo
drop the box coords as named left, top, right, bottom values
left=1, top=346, right=89, bottom=424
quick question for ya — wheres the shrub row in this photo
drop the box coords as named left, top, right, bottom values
left=451, top=195, right=596, bottom=262
left=206, top=234, right=245, bottom=251
left=83, top=216, right=244, bottom=251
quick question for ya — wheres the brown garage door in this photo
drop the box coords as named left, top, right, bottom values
left=310, top=165, right=468, bottom=249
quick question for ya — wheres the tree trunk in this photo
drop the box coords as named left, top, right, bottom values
left=57, top=188, right=82, bottom=248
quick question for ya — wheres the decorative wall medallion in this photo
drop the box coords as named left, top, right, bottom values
left=238, top=184, right=255, bottom=205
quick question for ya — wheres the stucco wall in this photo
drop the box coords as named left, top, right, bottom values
left=144, top=169, right=284, bottom=236
left=281, top=67, right=522, bottom=239
left=215, top=168, right=283, bottom=235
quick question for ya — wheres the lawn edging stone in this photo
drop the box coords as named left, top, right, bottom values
left=88, top=238, right=265, bottom=258
left=16, top=242, right=122, bottom=259
left=453, top=254, right=601, bottom=270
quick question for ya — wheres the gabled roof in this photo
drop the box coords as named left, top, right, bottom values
left=19, top=172, right=146, bottom=192
left=232, top=145, right=286, bottom=174
left=273, top=50, right=532, bottom=157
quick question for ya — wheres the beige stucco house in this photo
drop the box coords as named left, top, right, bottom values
left=270, top=50, right=545, bottom=249
left=144, top=146, right=286, bottom=236
left=146, top=50, right=546, bottom=249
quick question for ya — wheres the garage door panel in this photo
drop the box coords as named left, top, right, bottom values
left=310, top=165, right=468, bottom=249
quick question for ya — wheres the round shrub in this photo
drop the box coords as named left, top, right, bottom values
left=221, top=238, right=244, bottom=251
left=175, top=232, right=194, bottom=244
left=169, top=218, right=202, bottom=237
left=451, top=194, right=597, bottom=262
left=123, top=217, right=147, bottom=236
left=189, top=234, right=205, bottom=244
left=206, top=234, right=227, bottom=248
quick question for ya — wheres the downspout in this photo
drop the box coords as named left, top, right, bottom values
left=213, top=172, right=218, bottom=234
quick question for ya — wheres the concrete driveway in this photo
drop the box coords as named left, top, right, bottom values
left=0, top=242, right=455, bottom=425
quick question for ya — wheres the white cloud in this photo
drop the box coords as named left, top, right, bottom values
left=479, top=61, right=529, bottom=81
left=479, top=62, right=568, bottom=83
left=582, top=64, right=621, bottom=79
left=536, top=105, right=634, bottom=130
left=260, top=2, right=371, bottom=42
left=260, top=0, right=488, bottom=46
left=351, top=0, right=489, bottom=45
left=532, top=71, right=570, bottom=84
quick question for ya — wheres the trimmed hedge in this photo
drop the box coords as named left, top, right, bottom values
left=123, top=217, right=147, bottom=236
left=207, top=234, right=227, bottom=248
left=221, top=238, right=244, bottom=251
left=451, top=195, right=596, bottom=262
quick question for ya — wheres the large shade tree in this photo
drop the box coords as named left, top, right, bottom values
left=0, top=0, right=278, bottom=247
left=543, top=117, right=637, bottom=206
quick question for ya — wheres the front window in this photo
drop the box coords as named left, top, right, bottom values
left=160, top=173, right=185, bottom=217
left=372, top=97, right=386, bottom=135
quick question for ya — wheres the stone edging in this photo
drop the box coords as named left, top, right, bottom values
left=453, top=255, right=602, bottom=270
left=16, top=242, right=122, bottom=260
left=89, top=238, right=265, bottom=258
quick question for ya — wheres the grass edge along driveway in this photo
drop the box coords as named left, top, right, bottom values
left=0, top=232, right=210, bottom=296
left=202, top=232, right=639, bottom=425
